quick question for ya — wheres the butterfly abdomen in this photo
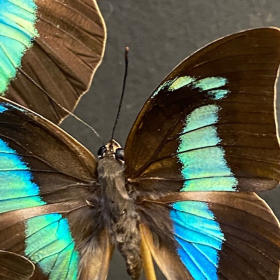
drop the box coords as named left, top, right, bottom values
left=97, top=155, right=142, bottom=280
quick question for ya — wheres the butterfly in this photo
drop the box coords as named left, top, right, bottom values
left=1, top=0, right=280, bottom=280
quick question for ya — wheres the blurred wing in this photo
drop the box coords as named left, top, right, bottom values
left=139, top=192, right=280, bottom=280
left=0, top=0, right=106, bottom=124
left=125, top=28, right=280, bottom=194
left=0, top=98, right=112, bottom=279
left=0, top=251, right=34, bottom=280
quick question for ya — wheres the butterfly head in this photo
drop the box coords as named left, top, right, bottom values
left=97, top=139, right=124, bottom=162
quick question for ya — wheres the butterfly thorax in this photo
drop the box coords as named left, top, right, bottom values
left=97, top=140, right=142, bottom=279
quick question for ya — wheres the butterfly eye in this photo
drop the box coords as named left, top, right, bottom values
left=115, top=148, right=124, bottom=161
left=97, top=145, right=107, bottom=158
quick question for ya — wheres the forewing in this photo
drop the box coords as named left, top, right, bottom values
left=138, top=192, right=280, bottom=280
left=0, top=0, right=106, bottom=124
left=0, top=98, right=112, bottom=279
left=125, top=28, right=280, bottom=194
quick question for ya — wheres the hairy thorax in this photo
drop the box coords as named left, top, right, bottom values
left=97, top=156, right=142, bottom=280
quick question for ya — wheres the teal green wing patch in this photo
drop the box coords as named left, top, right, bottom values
left=25, top=215, right=79, bottom=279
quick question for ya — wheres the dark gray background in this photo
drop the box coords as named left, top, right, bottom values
left=61, top=1, right=280, bottom=279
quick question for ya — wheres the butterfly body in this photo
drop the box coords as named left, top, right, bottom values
left=97, top=140, right=142, bottom=279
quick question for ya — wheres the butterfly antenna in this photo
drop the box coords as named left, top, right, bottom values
left=111, top=47, right=129, bottom=141
left=18, top=68, right=104, bottom=144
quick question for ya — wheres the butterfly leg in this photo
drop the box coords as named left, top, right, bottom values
left=140, top=225, right=157, bottom=280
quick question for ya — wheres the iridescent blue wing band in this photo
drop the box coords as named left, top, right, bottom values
left=170, top=201, right=223, bottom=280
